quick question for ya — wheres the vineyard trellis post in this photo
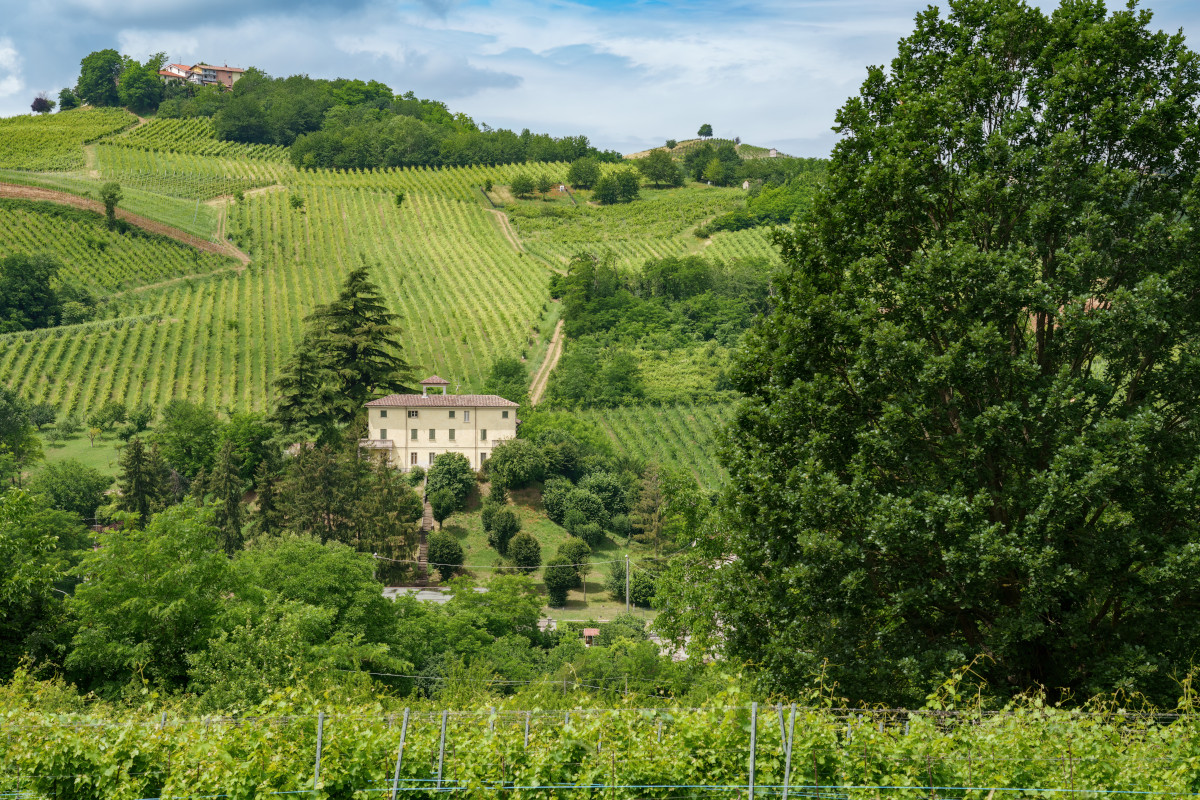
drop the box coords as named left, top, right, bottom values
left=749, top=702, right=757, bottom=799
left=436, top=710, right=448, bottom=789
left=389, top=707, right=409, bottom=800
left=313, top=710, right=325, bottom=795
left=524, top=711, right=530, bottom=748
left=782, top=704, right=795, bottom=800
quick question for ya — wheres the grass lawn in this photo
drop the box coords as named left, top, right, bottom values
left=432, top=482, right=662, bottom=619
left=34, top=431, right=123, bottom=477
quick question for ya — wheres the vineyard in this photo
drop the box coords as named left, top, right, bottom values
left=3, top=698, right=1198, bottom=799
left=94, top=145, right=289, bottom=200
left=0, top=176, right=554, bottom=413
left=0, top=108, right=135, bottom=170
left=0, top=199, right=237, bottom=292
left=108, top=117, right=291, bottom=162
left=508, top=187, right=778, bottom=272
left=581, top=403, right=735, bottom=490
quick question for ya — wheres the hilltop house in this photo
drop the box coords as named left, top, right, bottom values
left=360, top=376, right=519, bottom=471
left=158, top=63, right=245, bottom=89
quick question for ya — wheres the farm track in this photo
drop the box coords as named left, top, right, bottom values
left=529, top=318, right=564, bottom=406
left=0, top=182, right=250, bottom=264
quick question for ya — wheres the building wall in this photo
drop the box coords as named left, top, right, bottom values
left=367, top=404, right=517, bottom=470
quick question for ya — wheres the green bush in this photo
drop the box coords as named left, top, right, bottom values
left=607, top=560, right=655, bottom=607
left=543, top=556, right=576, bottom=606
left=508, top=532, right=541, bottom=570
left=556, top=538, right=591, bottom=587
left=427, top=530, right=463, bottom=582
left=488, top=508, right=521, bottom=555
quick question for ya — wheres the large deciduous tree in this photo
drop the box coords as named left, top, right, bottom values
left=76, top=49, right=124, bottom=107
left=660, top=0, right=1200, bottom=705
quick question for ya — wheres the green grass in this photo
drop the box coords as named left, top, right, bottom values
left=35, top=431, right=123, bottom=478
left=433, top=483, right=660, bottom=618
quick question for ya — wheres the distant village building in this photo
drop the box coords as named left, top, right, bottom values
left=158, top=63, right=245, bottom=89
left=157, top=63, right=192, bottom=83
left=769, top=148, right=779, bottom=158
left=582, top=628, right=600, bottom=647
left=742, top=180, right=751, bottom=190
left=360, top=375, right=519, bottom=470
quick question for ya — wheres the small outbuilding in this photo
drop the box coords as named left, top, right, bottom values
left=582, top=628, right=600, bottom=647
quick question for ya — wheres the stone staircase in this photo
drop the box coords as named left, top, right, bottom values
left=414, top=499, right=433, bottom=586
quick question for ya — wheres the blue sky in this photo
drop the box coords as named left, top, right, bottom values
left=2, top=1, right=1199, bottom=157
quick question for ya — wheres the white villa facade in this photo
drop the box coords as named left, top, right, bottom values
left=360, top=376, right=518, bottom=471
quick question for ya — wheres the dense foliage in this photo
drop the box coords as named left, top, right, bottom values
left=545, top=253, right=770, bottom=406
left=660, top=0, right=1200, bottom=706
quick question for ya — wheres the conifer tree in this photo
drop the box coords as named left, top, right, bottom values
left=271, top=267, right=415, bottom=437
left=207, top=439, right=244, bottom=555
left=118, top=437, right=170, bottom=524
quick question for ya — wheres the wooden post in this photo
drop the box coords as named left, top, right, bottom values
left=748, top=702, right=758, bottom=800
left=389, top=708, right=409, bottom=800
left=313, top=711, right=325, bottom=794
left=436, top=710, right=448, bottom=789
left=781, top=704, right=795, bottom=800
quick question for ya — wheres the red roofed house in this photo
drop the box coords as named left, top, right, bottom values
left=158, top=63, right=192, bottom=83
left=360, top=376, right=519, bottom=470
left=189, top=64, right=246, bottom=89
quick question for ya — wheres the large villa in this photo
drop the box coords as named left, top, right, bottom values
left=359, top=376, right=519, bottom=471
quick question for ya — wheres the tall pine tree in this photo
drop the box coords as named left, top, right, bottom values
left=272, top=267, right=416, bottom=438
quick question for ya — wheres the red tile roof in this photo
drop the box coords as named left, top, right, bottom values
left=420, top=375, right=450, bottom=385
left=195, top=64, right=246, bottom=72
left=366, top=394, right=518, bottom=408
left=583, top=628, right=600, bottom=637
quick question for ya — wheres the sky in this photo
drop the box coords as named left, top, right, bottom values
left=2, top=0, right=1199, bottom=158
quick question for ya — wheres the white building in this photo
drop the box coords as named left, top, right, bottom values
left=360, top=376, right=519, bottom=471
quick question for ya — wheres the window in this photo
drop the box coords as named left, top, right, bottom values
left=411, top=428, right=417, bottom=440
left=464, top=410, right=470, bottom=422
left=502, top=410, right=509, bottom=419
left=449, top=428, right=456, bottom=441
left=408, top=410, right=418, bottom=418
left=380, top=409, right=387, bottom=418
left=410, top=452, right=418, bottom=465
left=429, top=428, right=436, bottom=441
left=481, top=429, right=487, bottom=441
left=379, top=429, right=387, bottom=440
left=449, top=410, right=456, bottom=419
left=481, top=452, right=488, bottom=463
left=429, top=452, right=436, bottom=465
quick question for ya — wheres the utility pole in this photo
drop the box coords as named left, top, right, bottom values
left=625, top=554, right=630, bottom=614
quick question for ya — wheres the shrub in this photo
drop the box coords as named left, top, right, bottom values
left=579, top=471, right=631, bottom=517
left=488, top=438, right=545, bottom=490
left=556, top=538, right=591, bottom=586
left=607, top=561, right=655, bottom=606
left=508, top=532, right=541, bottom=570
left=429, top=488, right=456, bottom=529
left=576, top=522, right=605, bottom=548
left=543, top=556, right=576, bottom=606
left=481, top=497, right=500, bottom=532
left=566, top=488, right=606, bottom=528
left=427, top=452, right=475, bottom=507
left=408, top=465, right=425, bottom=487
left=542, top=476, right=574, bottom=525
left=427, top=531, right=463, bottom=582
left=609, top=513, right=633, bottom=541
left=488, top=508, right=521, bottom=555
left=510, top=173, right=534, bottom=197
left=567, top=157, right=600, bottom=189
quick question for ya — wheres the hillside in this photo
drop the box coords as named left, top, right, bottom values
left=0, top=107, right=795, bottom=518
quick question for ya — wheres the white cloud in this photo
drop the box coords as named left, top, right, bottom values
left=0, top=38, right=24, bottom=100
left=117, top=31, right=201, bottom=63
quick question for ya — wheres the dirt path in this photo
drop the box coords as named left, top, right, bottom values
left=529, top=318, right=565, bottom=406
left=0, top=182, right=250, bottom=265
left=487, top=208, right=525, bottom=253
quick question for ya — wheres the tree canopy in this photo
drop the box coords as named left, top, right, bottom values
left=660, top=0, right=1200, bottom=706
